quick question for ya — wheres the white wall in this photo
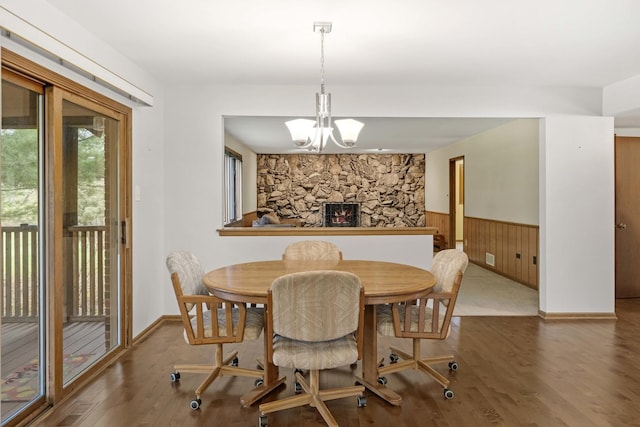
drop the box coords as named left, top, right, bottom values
left=539, top=117, right=615, bottom=314
left=163, top=86, right=614, bottom=315
left=425, top=117, right=615, bottom=314
left=3, top=2, right=619, bottom=326
left=216, top=235, right=433, bottom=270
left=0, top=0, right=153, bottom=105
left=426, top=119, right=539, bottom=225
left=1, top=1, right=167, bottom=336
left=130, top=99, right=167, bottom=336
left=615, top=128, right=640, bottom=137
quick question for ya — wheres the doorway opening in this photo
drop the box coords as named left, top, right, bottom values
left=449, top=157, right=464, bottom=250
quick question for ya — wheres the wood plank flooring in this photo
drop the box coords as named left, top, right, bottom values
left=33, top=299, right=640, bottom=427
left=2, top=322, right=105, bottom=419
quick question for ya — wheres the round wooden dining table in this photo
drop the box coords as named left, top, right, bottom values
left=203, top=259, right=435, bottom=406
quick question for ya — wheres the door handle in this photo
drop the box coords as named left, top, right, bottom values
left=617, top=222, right=628, bottom=230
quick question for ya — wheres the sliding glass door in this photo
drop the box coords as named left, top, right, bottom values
left=1, top=70, right=45, bottom=424
left=1, top=50, right=132, bottom=426
left=57, top=94, right=122, bottom=387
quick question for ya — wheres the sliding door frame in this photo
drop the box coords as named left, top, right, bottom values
left=2, top=48, right=132, bottom=424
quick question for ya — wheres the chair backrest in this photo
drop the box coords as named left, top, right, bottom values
left=166, top=250, right=246, bottom=345
left=431, top=249, right=469, bottom=294
left=388, top=250, right=468, bottom=339
left=166, top=250, right=209, bottom=311
left=282, top=240, right=343, bottom=260
left=269, top=270, right=363, bottom=343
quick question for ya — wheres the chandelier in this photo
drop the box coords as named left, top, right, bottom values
left=285, top=22, right=364, bottom=153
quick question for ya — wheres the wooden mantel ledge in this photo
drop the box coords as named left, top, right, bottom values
left=217, top=226, right=439, bottom=237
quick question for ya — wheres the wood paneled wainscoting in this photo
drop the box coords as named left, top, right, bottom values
left=464, top=217, right=539, bottom=289
left=425, top=211, right=450, bottom=246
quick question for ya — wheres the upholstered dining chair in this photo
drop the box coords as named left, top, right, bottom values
left=376, top=249, right=469, bottom=399
left=282, top=240, right=343, bottom=260
left=258, top=270, right=366, bottom=427
left=166, top=250, right=265, bottom=410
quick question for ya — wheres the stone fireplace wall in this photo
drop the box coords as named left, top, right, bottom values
left=256, top=153, right=425, bottom=227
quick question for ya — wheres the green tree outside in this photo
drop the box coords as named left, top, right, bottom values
left=1, top=127, right=106, bottom=226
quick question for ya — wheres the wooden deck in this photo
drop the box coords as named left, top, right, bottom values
left=1, top=321, right=105, bottom=418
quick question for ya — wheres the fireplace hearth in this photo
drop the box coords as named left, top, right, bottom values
left=324, top=203, right=360, bottom=227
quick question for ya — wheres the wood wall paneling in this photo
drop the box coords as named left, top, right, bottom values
left=496, top=222, right=504, bottom=272
left=521, top=227, right=529, bottom=284
left=426, top=211, right=450, bottom=247
left=463, top=216, right=538, bottom=289
left=529, top=227, right=538, bottom=286
left=489, top=221, right=497, bottom=267
left=507, top=224, right=517, bottom=279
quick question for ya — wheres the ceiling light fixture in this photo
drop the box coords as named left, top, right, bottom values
left=285, top=22, right=364, bottom=153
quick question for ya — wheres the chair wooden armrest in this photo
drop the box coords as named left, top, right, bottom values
left=391, top=272, right=462, bottom=340
left=172, top=272, right=247, bottom=344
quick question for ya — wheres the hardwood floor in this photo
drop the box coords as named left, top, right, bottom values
left=33, top=299, right=640, bottom=427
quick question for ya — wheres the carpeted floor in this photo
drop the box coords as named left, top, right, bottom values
left=454, top=262, right=539, bottom=316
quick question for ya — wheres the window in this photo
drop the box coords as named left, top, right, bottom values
left=224, top=148, right=242, bottom=224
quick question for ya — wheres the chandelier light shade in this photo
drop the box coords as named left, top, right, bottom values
left=285, top=118, right=317, bottom=147
left=285, top=22, right=364, bottom=153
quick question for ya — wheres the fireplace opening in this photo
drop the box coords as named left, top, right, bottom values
left=324, top=203, right=360, bottom=227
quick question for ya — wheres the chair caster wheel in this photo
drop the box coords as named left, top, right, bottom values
left=294, top=381, right=303, bottom=393
left=170, top=372, right=180, bottom=382
left=357, top=394, right=367, bottom=407
left=231, top=357, right=239, bottom=367
left=444, top=388, right=455, bottom=399
left=255, top=378, right=264, bottom=387
left=448, top=361, right=458, bottom=371
left=259, top=414, right=268, bottom=426
left=190, top=398, right=202, bottom=409
left=377, top=376, right=388, bottom=385
left=389, top=353, right=399, bottom=364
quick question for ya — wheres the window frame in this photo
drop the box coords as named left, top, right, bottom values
left=223, top=147, right=243, bottom=225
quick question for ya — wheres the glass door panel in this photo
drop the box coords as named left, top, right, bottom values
left=60, top=99, right=120, bottom=385
left=1, top=75, right=44, bottom=422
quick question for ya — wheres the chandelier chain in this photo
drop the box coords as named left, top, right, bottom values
left=284, top=22, right=363, bottom=152
left=320, top=28, right=325, bottom=92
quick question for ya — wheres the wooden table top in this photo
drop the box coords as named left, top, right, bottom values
left=203, top=259, right=436, bottom=305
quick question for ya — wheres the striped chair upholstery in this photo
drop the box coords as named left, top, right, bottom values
left=258, top=270, right=365, bottom=426
left=282, top=240, right=343, bottom=260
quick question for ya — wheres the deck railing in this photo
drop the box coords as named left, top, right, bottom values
left=2, top=224, right=109, bottom=322
left=2, top=225, right=38, bottom=321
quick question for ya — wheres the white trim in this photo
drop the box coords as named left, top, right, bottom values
left=0, top=6, right=153, bottom=106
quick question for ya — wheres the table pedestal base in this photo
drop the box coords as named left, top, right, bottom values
left=240, top=376, right=286, bottom=407
left=355, top=376, right=402, bottom=406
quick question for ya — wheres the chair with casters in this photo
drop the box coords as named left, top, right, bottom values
left=166, top=250, right=265, bottom=410
left=282, top=240, right=343, bottom=260
left=376, top=249, right=469, bottom=400
left=258, top=270, right=366, bottom=427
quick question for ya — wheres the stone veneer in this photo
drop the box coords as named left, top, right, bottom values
left=257, top=153, right=425, bottom=227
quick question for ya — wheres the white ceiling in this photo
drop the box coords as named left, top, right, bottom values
left=224, top=116, right=515, bottom=154
left=44, top=0, right=640, bottom=152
